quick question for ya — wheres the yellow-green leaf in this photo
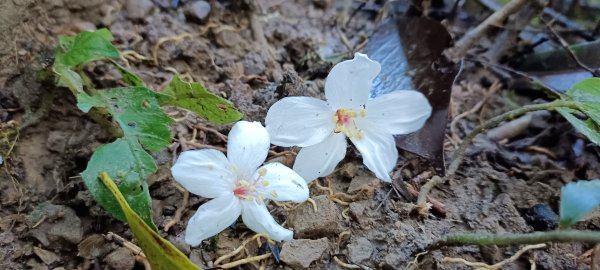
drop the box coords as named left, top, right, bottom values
left=98, top=171, right=202, bottom=270
left=159, top=75, right=243, bottom=124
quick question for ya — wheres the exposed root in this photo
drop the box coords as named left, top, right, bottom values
left=341, top=208, right=351, bottom=222
left=407, top=251, right=429, bottom=270
left=330, top=197, right=351, bottom=206
left=121, top=50, right=149, bottom=62
left=213, top=233, right=271, bottom=266
left=135, top=255, right=152, bottom=270
left=271, top=201, right=299, bottom=211
left=306, top=198, right=318, bottom=212
left=314, top=178, right=334, bottom=196
left=152, top=33, right=193, bottom=66
left=218, top=253, right=272, bottom=269
left=163, top=183, right=189, bottom=232
left=333, top=255, right=362, bottom=269
left=443, top=244, right=546, bottom=270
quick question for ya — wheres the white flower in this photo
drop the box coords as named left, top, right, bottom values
left=265, top=53, right=432, bottom=182
left=171, top=121, right=309, bottom=245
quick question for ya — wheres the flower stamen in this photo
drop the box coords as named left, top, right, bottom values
left=333, top=108, right=365, bottom=139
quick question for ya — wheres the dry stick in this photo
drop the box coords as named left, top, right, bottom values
left=542, top=17, right=600, bottom=77
left=434, top=230, right=600, bottom=247
left=445, top=0, right=529, bottom=60
left=416, top=99, right=581, bottom=209
left=163, top=183, right=189, bottom=232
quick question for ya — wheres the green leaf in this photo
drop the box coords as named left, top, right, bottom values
left=54, top=65, right=84, bottom=93
left=558, top=108, right=600, bottom=146
left=78, top=87, right=173, bottom=152
left=160, top=75, right=243, bottom=124
left=55, top=28, right=120, bottom=67
left=81, top=139, right=157, bottom=230
left=109, top=59, right=145, bottom=87
left=565, top=78, right=600, bottom=103
left=560, top=179, right=600, bottom=229
left=564, top=78, right=600, bottom=124
left=99, top=171, right=202, bottom=270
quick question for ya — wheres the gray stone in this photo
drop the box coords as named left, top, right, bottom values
left=184, top=1, right=211, bottom=22
left=168, top=233, right=191, bottom=255
left=280, top=238, right=329, bottom=269
left=126, top=0, right=153, bottom=20
left=287, top=195, right=341, bottom=238
left=27, top=203, right=83, bottom=249
left=347, top=237, right=373, bottom=263
left=347, top=175, right=379, bottom=194
left=104, top=247, right=135, bottom=270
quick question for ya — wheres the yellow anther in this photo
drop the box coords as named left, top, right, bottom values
left=261, top=180, right=270, bottom=187
left=360, top=109, right=367, bottom=117
left=258, top=167, right=267, bottom=176
left=270, top=190, right=278, bottom=198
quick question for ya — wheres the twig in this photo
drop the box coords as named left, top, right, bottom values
left=464, top=57, right=561, bottom=96
left=450, top=81, right=501, bottom=143
left=163, top=183, right=189, bottom=232
left=416, top=100, right=581, bottom=211
left=447, top=100, right=579, bottom=177
left=105, top=232, right=145, bottom=256
left=186, top=141, right=227, bottom=152
left=443, top=244, right=545, bottom=270
left=541, top=17, right=600, bottom=77
left=445, top=0, right=529, bottom=60
left=193, top=124, right=228, bottom=142
left=433, top=230, right=600, bottom=247
left=218, top=253, right=272, bottom=269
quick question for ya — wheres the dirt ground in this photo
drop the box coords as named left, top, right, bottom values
left=1, top=0, right=600, bottom=269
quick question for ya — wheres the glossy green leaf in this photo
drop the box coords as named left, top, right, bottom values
left=81, top=139, right=157, bottom=230
left=99, top=171, right=202, bottom=270
left=565, top=78, right=600, bottom=103
left=78, top=87, right=172, bottom=152
left=55, top=28, right=120, bottom=67
left=564, top=78, right=600, bottom=125
left=560, top=179, right=600, bottom=229
left=160, top=75, right=243, bottom=124
left=558, top=108, right=600, bottom=146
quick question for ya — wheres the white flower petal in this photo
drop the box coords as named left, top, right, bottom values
left=184, top=194, right=241, bottom=246
left=227, top=121, right=270, bottom=180
left=171, top=149, right=235, bottom=198
left=325, top=53, right=381, bottom=110
left=241, top=200, right=293, bottom=241
left=350, top=122, right=398, bottom=182
left=293, top=132, right=347, bottom=182
left=255, top=162, right=309, bottom=202
left=366, top=90, right=432, bottom=135
left=266, top=97, right=336, bottom=147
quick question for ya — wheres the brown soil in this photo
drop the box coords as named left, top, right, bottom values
left=1, top=1, right=599, bottom=269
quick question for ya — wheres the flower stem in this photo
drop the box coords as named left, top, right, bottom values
left=417, top=99, right=580, bottom=207
left=433, top=230, right=600, bottom=248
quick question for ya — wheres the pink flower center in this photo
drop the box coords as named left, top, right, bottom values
left=233, top=185, right=249, bottom=198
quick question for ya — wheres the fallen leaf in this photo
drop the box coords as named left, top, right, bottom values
left=366, top=16, right=458, bottom=174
